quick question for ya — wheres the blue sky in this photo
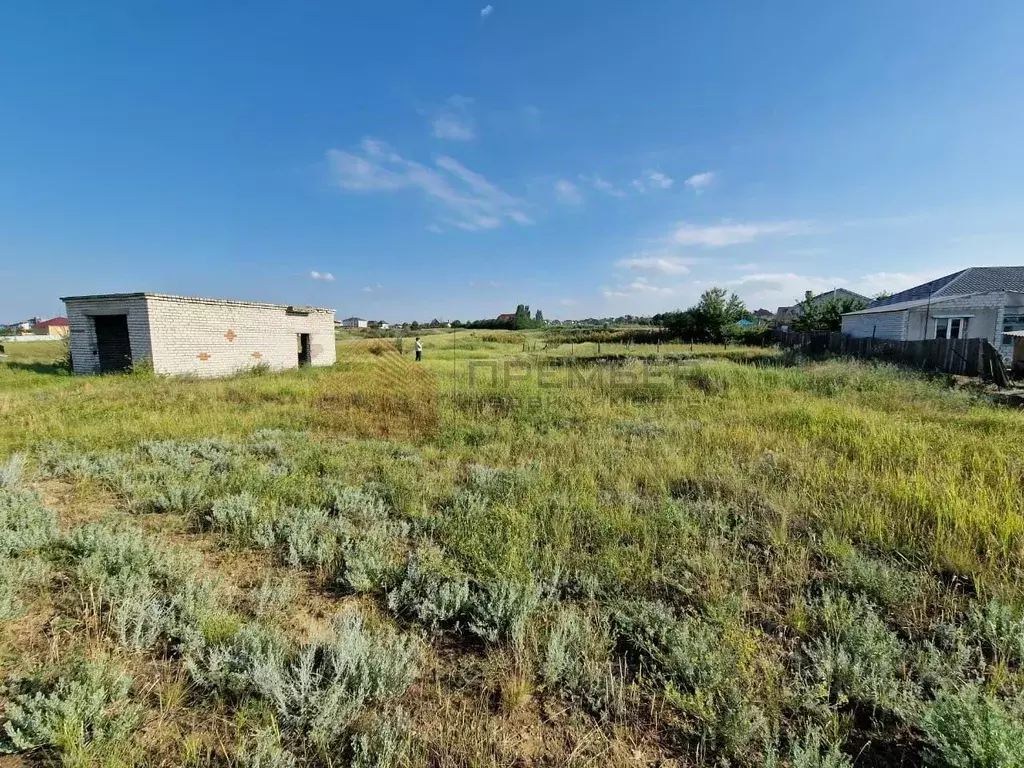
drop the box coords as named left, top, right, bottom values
left=2, top=1, right=1022, bottom=322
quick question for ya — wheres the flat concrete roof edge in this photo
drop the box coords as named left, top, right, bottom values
left=60, top=292, right=335, bottom=313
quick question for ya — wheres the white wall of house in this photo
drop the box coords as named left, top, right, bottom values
left=145, top=295, right=336, bottom=377
left=64, top=295, right=155, bottom=375
left=63, top=293, right=336, bottom=377
left=841, top=311, right=907, bottom=340
left=842, top=291, right=1024, bottom=363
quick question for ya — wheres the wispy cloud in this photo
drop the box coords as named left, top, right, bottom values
left=310, top=271, right=335, bottom=281
left=615, top=253, right=694, bottom=275
left=480, top=5, right=494, bottom=17
left=646, top=170, right=674, bottom=189
left=579, top=173, right=626, bottom=198
left=724, top=269, right=942, bottom=310
left=603, top=277, right=674, bottom=298
left=361, top=283, right=384, bottom=294
left=672, top=220, right=809, bottom=247
left=684, top=171, right=716, bottom=192
left=554, top=179, right=584, bottom=205
left=630, top=170, right=674, bottom=192
left=430, top=95, right=475, bottom=141
left=426, top=223, right=444, bottom=234
left=326, top=137, right=531, bottom=231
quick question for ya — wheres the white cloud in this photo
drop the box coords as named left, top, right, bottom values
left=432, top=115, right=475, bottom=141
left=430, top=95, right=475, bottom=141
left=554, top=179, right=583, bottom=205
left=426, top=223, right=444, bottom=234
left=579, top=173, right=626, bottom=198
left=615, top=253, right=693, bottom=275
left=603, top=277, right=674, bottom=298
left=310, top=271, right=335, bottom=281
left=630, top=179, right=646, bottom=193
left=723, top=269, right=942, bottom=311
left=684, top=171, right=716, bottom=192
left=326, top=138, right=531, bottom=231
left=645, top=170, right=674, bottom=189
left=672, top=220, right=809, bottom=248
left=361, top=286, right=373, bottom=293
left=480, top=5, right=493, bottom=17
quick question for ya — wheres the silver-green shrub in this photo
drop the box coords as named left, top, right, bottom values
left=0, top=658, right=140, bottom=757
left=920, top=685, right=1024, bottom=767
left=211, top=493, right=280, bottom=549
left=188, top=609, right=420, bottom=752
left=468, top=578, right=542, bottom=648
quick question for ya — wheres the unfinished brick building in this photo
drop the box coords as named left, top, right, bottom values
left=61, top=293, right=336, bottom=377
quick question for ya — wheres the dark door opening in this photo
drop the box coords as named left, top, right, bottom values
left=298, top=333, right=311, bottom=366
left=94, top=314, right=132, bottom=373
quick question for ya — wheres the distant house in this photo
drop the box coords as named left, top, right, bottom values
left=31, top=317, right=69, bottom=337
left=753, top=309, right=775, bottom=321
left=776, top=289, right=870, bottom=324
left=496, top=313, right=516, bottom=322
left=340, top=317, right=368, bottom=328
left=369, top=320, right=390, bottom=330
left=840, top=266, right=1024, bottom=366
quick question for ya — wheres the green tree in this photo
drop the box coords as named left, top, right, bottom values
left=693, top=287, right=747, bottom=342
left=534, top=309, right=544, bottom=324
left=791, top=292, right=868, bottom=332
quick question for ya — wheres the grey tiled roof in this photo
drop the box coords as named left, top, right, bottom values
left=868, top=267, right=1024, bottom=309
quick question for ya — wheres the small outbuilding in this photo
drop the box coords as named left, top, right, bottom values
left=61, top=292, right=336, bottom=377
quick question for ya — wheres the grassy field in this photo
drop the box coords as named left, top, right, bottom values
left=2, top=332, right=1024, bottom=767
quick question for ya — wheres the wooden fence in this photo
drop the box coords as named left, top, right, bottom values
left=774, top=331, right=1010, bottom=385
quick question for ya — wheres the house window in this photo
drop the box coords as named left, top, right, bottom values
left=934, top=317, right=968, bottom=340
left=1003, top=313, right=1024, bottom=333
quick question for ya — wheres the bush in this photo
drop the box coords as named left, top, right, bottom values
left=800, top=592, right=914, bottom=716
left=188, top=609, right=421, bottom=753
left=339, top=520, right=408, bottom=595
left=0, top=453, right=26, bottom=490
left=0, top=556, right=51, bottom=622
left=236, top=726, right=298, bottom=768
left=211, top=493, right=280, bottom=549
left=387, top=546, right=471, bottom=633
left=61, top=523, right=222, bottom=653
left=969, top=598, right=1024, bottom=666
left=920, top=685, right=1024, bottom=767
left=275, top=506, right=351, bottom=570
left=0, top=487, right=58, bottom=558
left=543, top=607, right=618, bottom=716
left=775, top=728, right=853, bottom=768
left=0, top=658, right=140, bottom=758
left=612, top=600, right=767, bottom=756
left=468, top=578, right=543, bottom=648
left=348, top=711, right=412, bottom=768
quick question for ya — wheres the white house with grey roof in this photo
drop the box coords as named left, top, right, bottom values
left=840, top=267, right=1024, bottom=368
left=61, top=292, right=336, bottom=377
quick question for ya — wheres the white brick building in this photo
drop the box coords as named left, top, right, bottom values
left=61, top=293, right=336, bottom=377
left=840, top=267, right=1024, bottom=367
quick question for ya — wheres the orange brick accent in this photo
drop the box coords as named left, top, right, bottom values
left=251, top=351, right=263, bottom=359
left=197, top=353, right=210, bottom=361
left=225, top=329, right=237, bottom=342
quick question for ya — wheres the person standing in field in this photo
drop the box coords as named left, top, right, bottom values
left=415, top=337, right=422, bottom=362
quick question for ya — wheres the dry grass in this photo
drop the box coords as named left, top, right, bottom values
left=2, top=333, right=1024, bottom=766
